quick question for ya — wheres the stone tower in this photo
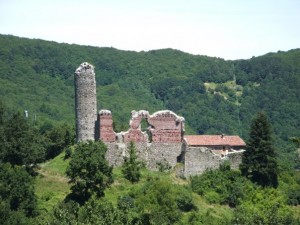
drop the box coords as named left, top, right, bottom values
left=74, top=62, right=97, bottom=142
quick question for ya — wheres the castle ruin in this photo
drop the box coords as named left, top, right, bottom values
left=74, top=62, right=245, bottom=176
left=74, top=62, right=97, bottom=142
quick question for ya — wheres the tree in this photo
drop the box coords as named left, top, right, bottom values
left=133, top=177, right=183, bottom=224
left=122, top=141, right=142, bottom=183
left=240, top=112, right=278, bottom=187
left=0, top=112, right=45, bottom=169
left=44, top=123, right=74, bottom=159
left=0, top=163, right=37, bottom=218
left=66, top=141, right=113, bottom=203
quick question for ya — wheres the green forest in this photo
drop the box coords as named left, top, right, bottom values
left=0, top=34, right=300, bottom=224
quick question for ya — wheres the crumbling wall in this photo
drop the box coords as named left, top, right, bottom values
left=184, top=147, right=222, bottom=176
left=122, top=110, right=149, bottom=143
left=148, top=110, right=184, bottom=143
left=105, top=142, right=182, bottom=170
left=98, top=110, right=116, bottom=142
left=184, top=146, right=244, bottom=176
left=74, top=62, right=97, bottom=142
left=145, top=143, right=182, bottom=169
left=227, top=151, right=244, bottom=170
left=100, top=109, right=185, bottom=170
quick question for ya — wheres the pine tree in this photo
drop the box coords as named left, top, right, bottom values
left=240, top=112, right=278, bottom=187
left=122, top=142, right=142, bottom=183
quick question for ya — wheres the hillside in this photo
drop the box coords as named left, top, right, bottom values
left=35, top=150, right=233, bottom=223
left=32, top=148, right=300, bottom=224
left=0, top=34, right=300, bottom=164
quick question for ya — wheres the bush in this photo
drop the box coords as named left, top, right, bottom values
left=157, top=159, right=171, bottom=172
left=64, top=147, right=72, bottom=160
left=191, top=169, right=251, bottom=207
left=175, top=186, right=195, bottom=212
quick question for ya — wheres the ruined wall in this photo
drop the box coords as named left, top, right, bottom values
left=73, top=63, right=245, bottom=176
left=100, top=110, right=184, bottom=170
left=145, top=143, right=182, bottom=169
left=75, top=62, right=97, bottom=142
left=227, top=152, right=243, bottom=170
left=184, top=146, right=244, bottom=176
left=98, top=110, right=116, bottom=142
left=148, top=110, right=184, bottom=143
left=105, top=142, right=182, bottom=170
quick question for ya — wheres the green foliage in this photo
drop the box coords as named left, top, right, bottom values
left=0, top=163, right=37, bottom=219
left=191, top=168, right=251, bottom=207
left=0, top=112, right=45, bottom=169
left=122, top=142, right=142, bottom=183
left=130, top=177, right=195, bottom=225
left=233, top=188, right=300, bottom=225
left=0, top=100, right=4, bottom=125
left=290, top=137, right=300, bottom=148
left=181, top=210, right=232, bottom=225
left=157, top=158, right=172, bottom=172
left=64, top=147, right=72, bottom=160
left=44, top=123, right=74, bottom=159
left=240, top=112, right=279, bottom=187
left=51, top=200, right=80, bottom=225
left=0, top=35, right=300, bottom=167
left=278, top=171, right=300, bottom=206
left=66, top=141, right=113, bottom=203
left=31, top=151, right=300, bottom=224
left=78, top=197, right=118, bottom=224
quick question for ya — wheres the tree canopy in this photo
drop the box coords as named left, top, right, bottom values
left=66, top=141, right=114, bottom=203
left=0, top=112, right=45, bottom=168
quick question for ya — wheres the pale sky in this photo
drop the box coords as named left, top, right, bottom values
left=0, top=0, right=299, bottom=60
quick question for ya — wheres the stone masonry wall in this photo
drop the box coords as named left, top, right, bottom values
left=100, top=109, right=185, bottom=170
left=75, top=62, right=97, bottom=142
left=105, top=142, right=182, bottom=170
left=184, top=146, right=243, bottom=176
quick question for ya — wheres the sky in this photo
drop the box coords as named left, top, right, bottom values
left=0, top=0, right=299, bottom=60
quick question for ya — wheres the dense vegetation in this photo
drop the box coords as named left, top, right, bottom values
left=1, top=34, right=300, bottom=224
left=0, top=34, right=299, bottom=167
left=1, top=100, right=300, bottom=224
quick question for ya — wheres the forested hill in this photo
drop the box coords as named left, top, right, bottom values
left=0, top=34, right=299, bottom=158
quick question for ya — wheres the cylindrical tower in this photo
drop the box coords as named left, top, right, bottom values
left=74, top=62, right=97, bottom=142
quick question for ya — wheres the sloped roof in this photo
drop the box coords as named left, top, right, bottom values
left=184, top=135, right=246, bottom=146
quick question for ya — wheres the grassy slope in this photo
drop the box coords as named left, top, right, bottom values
left=35, top=152, right=70, bottom=213
left=35, top=150, right=233, bottom=221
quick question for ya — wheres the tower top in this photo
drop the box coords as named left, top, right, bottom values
left=75, top=62, right=94, bottom=75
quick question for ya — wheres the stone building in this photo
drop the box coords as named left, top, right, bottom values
left=74, top=62, right=246, bottom=176
left=184, top=135, right=245, bottom=176
left=185, top=135, right=245, bottom=157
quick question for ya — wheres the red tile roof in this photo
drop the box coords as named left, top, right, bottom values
left=184, top=135, right=246, bottom=146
